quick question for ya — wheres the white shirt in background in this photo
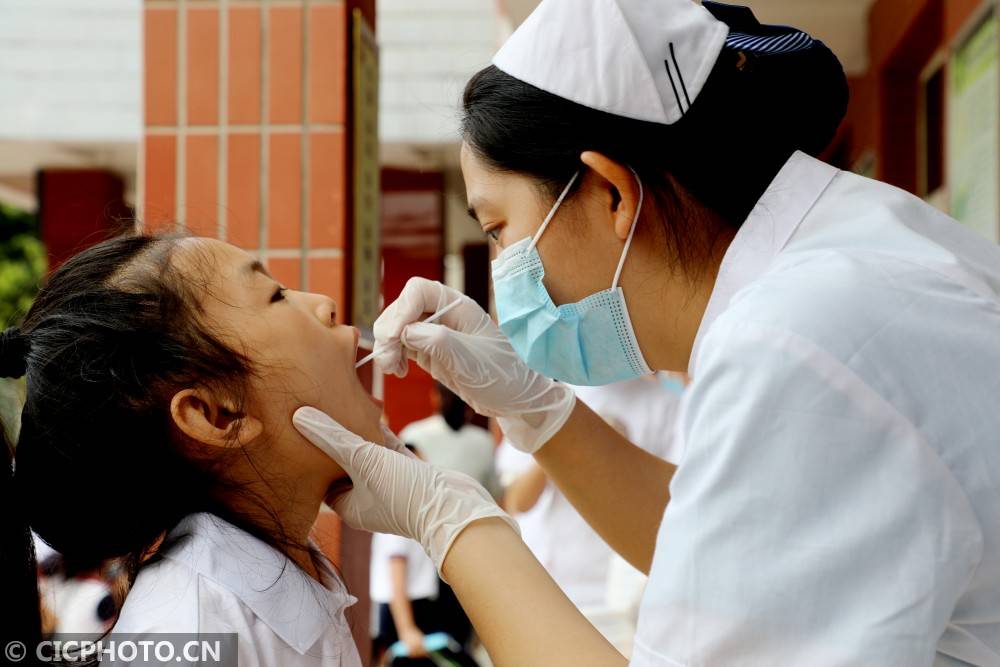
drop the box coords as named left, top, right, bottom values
left=494, top=440, right=549, bottom=563
left=400, top=415, right=501, bottom=498
left=571, top=376, right=684, bottom=465
left=369, top=533, right=439, bottom=605
left=111, top=513, right=362, bottom=667
left=497, top=439, right=612, bottom=610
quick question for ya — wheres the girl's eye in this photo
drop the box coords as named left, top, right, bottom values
left=271, top=286, right=288, bottom=303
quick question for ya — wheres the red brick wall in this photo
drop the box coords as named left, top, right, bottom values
left=141, top=0, right=349, bottom=311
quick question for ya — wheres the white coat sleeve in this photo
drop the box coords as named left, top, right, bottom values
left=631, top=319, right=983, bottom=667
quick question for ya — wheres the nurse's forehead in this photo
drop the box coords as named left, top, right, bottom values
left=466, top=196, right=489, bottom=222
left=463, top=171, right=513, bottom=220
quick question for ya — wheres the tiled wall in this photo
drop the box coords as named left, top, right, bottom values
left=141, top=0, right=349, bottom=320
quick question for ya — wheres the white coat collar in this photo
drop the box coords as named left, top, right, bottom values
left=689, top=150, right=839, bottom=376
left=162, top=512, right=357, bottom=654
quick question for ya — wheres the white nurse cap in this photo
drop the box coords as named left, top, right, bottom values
left=493, top=0, right=730, bottom=126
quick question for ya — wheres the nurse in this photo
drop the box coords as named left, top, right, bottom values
left=295, top=0, right=1000, bottom=664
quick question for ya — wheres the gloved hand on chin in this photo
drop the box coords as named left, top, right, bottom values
left=293, top=407, right=519, bottom=576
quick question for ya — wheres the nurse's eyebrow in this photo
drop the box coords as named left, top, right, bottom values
left=466, top=205, right=480, bottom=223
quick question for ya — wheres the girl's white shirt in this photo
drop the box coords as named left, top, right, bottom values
left=111, top=512, right=362, bottom=666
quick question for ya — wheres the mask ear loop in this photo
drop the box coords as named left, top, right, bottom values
left=611, top=167, right=644, bottom=290
left=528, top=171, right=581, bottom=252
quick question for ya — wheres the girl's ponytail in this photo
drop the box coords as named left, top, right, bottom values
left=0, top=326, right=42, bottom=661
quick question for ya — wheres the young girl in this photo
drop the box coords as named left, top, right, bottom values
left=2, top=232, right=390, bottom=666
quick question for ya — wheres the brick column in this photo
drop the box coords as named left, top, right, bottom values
left=142, top=0, right=373, bottom=657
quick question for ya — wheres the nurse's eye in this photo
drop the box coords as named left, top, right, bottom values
left=270, top=286, right=288, bottom=303
left=485, top=229, right=500, bottom=243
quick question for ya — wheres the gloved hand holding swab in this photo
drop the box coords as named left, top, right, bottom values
left=355, top=299, right=462, bottom=369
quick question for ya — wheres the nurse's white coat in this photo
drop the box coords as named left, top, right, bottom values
left=633, top=152, right=1000, bottom=666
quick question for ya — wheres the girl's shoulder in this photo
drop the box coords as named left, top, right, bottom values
left=114, top=513, right=359, bottom=662
left=110, top=555, right=202, bottom=635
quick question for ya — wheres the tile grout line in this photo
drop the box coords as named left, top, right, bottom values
left=147, top=123, right=344, bottom=133
left=143, top=0, right=344, bottom=9
left=137, top=5, right=148, bottom=231
left=218, top=0, right=229, bottom=241
left=261, top=248, right=343, bottom=259
left=147, top=0, right=343, bottom=6
left=177, top=0, right=187, bottom=232
left=259, top=2, right=270, bottom=261
left=300, top=0, right=311, bottom=290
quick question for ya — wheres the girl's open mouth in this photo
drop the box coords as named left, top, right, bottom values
left=351, top=327, right=384, bottom=410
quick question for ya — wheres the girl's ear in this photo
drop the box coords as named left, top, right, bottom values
left=170, top=388, right=263, bottom=449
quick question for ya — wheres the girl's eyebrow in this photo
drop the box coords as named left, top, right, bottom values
left=245, top=260, right=274, bottom=280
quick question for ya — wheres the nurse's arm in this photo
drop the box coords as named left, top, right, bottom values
left=535, top=400, right=674, bottom=573
left=443, top=517, right=627, bottom=667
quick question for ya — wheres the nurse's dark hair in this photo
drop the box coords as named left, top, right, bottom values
left=461, top=42, right=848, bottom=272
left=0, top=232, right=328, bottom=658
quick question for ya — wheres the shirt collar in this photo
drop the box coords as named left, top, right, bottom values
left=163, top=513, right=357, bottom=654
left=689, top=151, right=840, bottom=376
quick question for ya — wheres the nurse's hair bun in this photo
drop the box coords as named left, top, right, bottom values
left=0, top=327, right=29, bottom=378
left=704, top=1, right=848, bottom=158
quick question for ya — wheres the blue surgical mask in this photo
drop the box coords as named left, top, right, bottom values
left=491, top=170, right=652, bottom=386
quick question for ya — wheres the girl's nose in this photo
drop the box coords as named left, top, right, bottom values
left=315, top=297, right=337, bottom=327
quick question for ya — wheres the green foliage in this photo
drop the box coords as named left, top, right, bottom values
left=0, top=203, right=47, bottom=328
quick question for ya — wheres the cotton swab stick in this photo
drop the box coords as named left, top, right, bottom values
left=355, top=299, right=462, bottom=369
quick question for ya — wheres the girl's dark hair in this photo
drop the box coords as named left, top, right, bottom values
left=461, top=42, right=848, bottom=271
left=1, top=232, right=327, bottom=656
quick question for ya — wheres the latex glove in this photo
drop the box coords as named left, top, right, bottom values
left=377, top=422, right=414, bottom=458
left=373, top=277, right=576, bottom=453
left=293, top=406, right=519, bottom=575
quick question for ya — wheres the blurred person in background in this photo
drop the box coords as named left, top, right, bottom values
left=399, top=385, right=498, bottom=661
left=370, top=529, right=441, bottom=665
left=401, top=383, right=500, bottom=499
left=370, top=481, right=481, bottom=667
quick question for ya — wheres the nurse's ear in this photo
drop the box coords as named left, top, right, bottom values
left=580, top=151, right=642, bottom=241
left=170, top=388, right=264, bottom=449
